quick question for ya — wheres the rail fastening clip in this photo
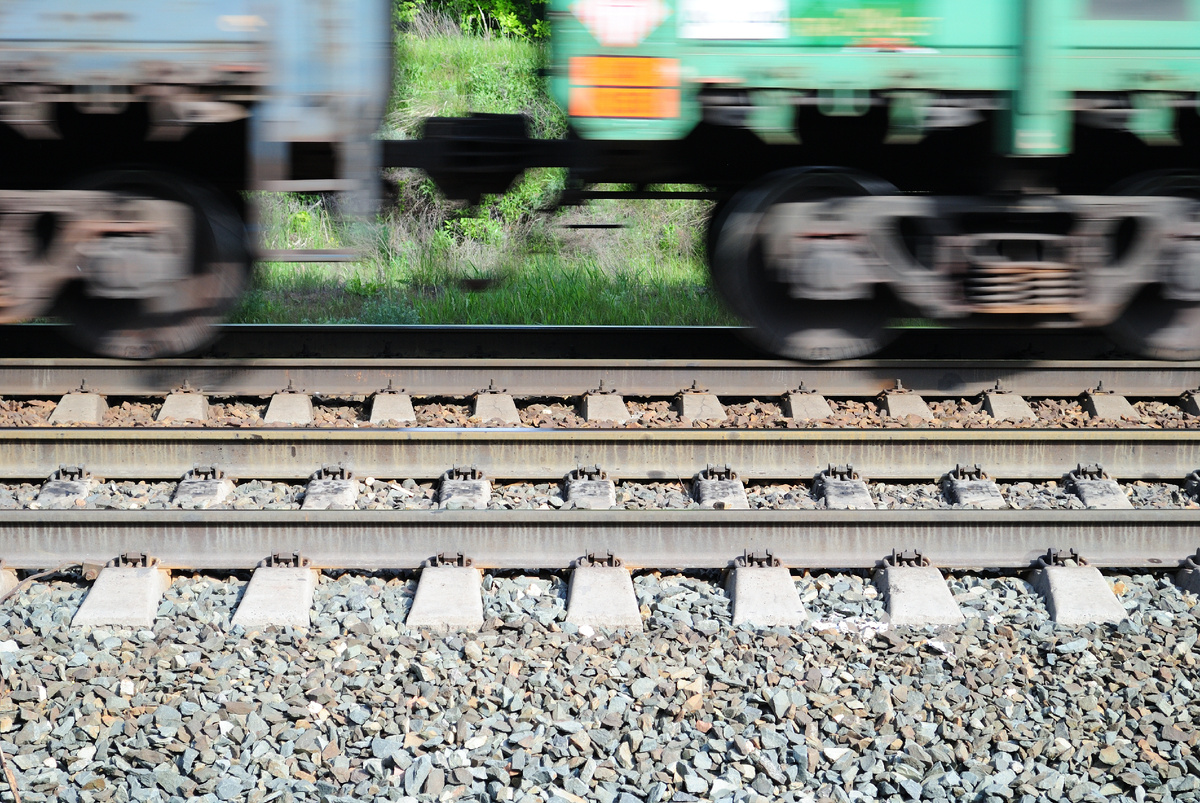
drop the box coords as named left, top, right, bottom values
left=884, top=549, right=930, bottom=568
left=578, top=552, right=622, bottom=568
left=427, top=552, right=473, bottom=568
left=264, top=552, right=311, bottom=568
left=1037, top=548, right=1088, bottom=568
left=736, top=550, right=781, bottom=568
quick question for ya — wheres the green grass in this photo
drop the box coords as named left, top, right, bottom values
left=234, top=23, right=733, bottom=327
left=234, top=194, right=419, bottom=324
left=404, top=245, right=729, bottom=327
left=236, top=258, right=726, bottom=327
left=388, top=26, right=564, bottom=139
left=234, top=191, right=733, bottom=326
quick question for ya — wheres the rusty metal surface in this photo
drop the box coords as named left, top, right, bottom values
left=0, top=428, right=1195, bottom=481
left=1, top=357, right=1199, bottom=396
left=0, top=509, right=1193, bottom=570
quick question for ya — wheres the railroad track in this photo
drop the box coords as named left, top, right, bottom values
left=0, top=353, right=1198, bottom=577
left=1, top=343, right=1197, bottom=803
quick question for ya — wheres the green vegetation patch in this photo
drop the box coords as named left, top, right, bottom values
left=237, top=191, right=732, bottom=327
left=238, top=19, right=729, bottom=328
left=388, top=28, right=563, bottom=139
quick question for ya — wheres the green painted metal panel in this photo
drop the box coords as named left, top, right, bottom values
left=552, top=0, right=1200, bottom=156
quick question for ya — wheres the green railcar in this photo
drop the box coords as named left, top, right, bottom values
left=551, top=0, right=1199, bottom=154
left=409, top=1, right=1200, bottom=359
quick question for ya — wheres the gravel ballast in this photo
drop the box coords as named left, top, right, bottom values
left=1, top=479, right=1194, bottom=511
left=1, top=396, right=1197, bottom=430
left=0, top=570, right=1197, bottom=802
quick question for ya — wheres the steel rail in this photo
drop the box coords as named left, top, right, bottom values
left=0, top=428, right=1196, bottom=481
left=0, top=323, right=1128, bottom=361
left=0, top=324, right=767, bottom=361
left=1, top=357, right=1199, bottom=396
left=0, top=509, right=1194, bottom=570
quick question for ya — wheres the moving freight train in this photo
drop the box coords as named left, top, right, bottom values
left=411, top=0, right=1200, bottom=360
left=0, top=0, right=392, bottom=357
left=8, top=1, right=1200, bottom=360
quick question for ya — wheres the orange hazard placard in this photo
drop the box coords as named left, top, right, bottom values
left=569, top=56, right=679, bottom=88
left=569, top=56, right=680, bottom=118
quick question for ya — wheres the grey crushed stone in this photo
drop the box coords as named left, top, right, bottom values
left=3, top=395, right=1198, bottom=429
left=0, top=570, right=1197, bottom=802
left=1, top=478, right=1194, bottom=510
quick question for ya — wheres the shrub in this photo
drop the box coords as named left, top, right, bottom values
left=394, top=0, right=549, bottom=39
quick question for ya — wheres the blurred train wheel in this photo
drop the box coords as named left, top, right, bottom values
left=708, top=168, right=898, bottom=361
left=56, top=170, right=249, bottom=359
left=1105, top=171, right=1200, bottom=360
left=1105, top=287, right=1200, bottom=360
